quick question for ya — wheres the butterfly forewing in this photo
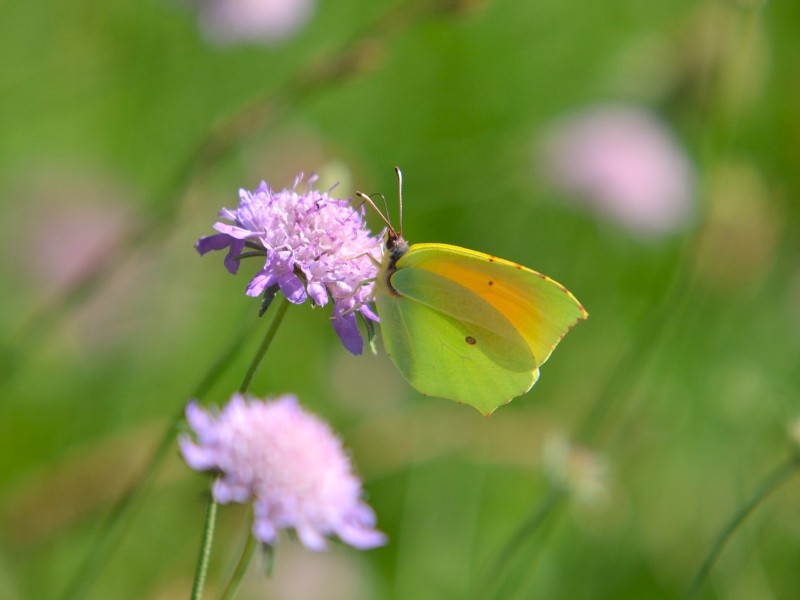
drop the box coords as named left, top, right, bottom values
left=397, top=243, right=588, bottom=366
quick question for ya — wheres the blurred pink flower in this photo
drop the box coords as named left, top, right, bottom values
left=7, top=171, right=148, bottom=351
left=180, top=394, right=386, bottom=551
left=196, top=0, right=315, bottom=45
left=543, top=433, right=609, bottom=506
left=539, top=105, right=694, bottom=238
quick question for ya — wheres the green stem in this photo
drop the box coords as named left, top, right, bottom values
left=684, top=455, right=800, bottom=599
left=191, top=493, right=220, bottom=600
left=58, top=312, right=257, bottom=600
left=473, top=488, right=565, bottom=600
left=239, top=295, right=290, bottom=394
left=219, top=534, right=258, bottom=600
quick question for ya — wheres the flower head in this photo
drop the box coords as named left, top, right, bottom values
left=543, top=433, right=609, bottom=506
left=195, top=0, right=315, bottom=45
left=180, top=394, right=386, bottom=551
left=539, top=105, right=695, bottom=238
left=196, top=173, right=382, bottom=354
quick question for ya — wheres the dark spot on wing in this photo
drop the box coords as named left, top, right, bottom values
left=488, top=280, right=494, bottom=286
left=465, top=336, right=477, bottom=345
left=488, top=257, right=496, bottom=262
left=515, top=264, right=522, bottom=270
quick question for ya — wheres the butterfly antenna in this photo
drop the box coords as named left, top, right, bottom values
left=355, top=191, right=396, bottom=237
left=394, top=166, right=404, bottom=237
left=352, top=192, right=388, bottom=220
left=377, top=192, right=392, bottom=226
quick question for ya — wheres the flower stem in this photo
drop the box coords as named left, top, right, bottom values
left=219, top=533, right=258, bottom=600
left=239, top=295, right=290, bottom=394
left=191, top=491, right=220, bottom=600
left=684, top=455, right=800, bottom=599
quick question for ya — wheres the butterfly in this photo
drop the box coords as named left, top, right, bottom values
left=357, top=168, right=587, bottom=415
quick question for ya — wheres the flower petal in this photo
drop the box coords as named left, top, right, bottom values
left=178, top=435, right=218, bottom=471
left=359, top=303, right=380, bottom=323
left=278, top=273, right=308, bottom=304
left=223, top=239, right=246, bottom=274
left=332, top=312, right=363, bottom=355
left=337, top=521, right=388, bottom=550
left=297, top=524, right=328, bottom=552
left=246, top=269, right=277, bottom=297
left=213, top=222, right=258, bottom=239
left=195, top=233, right=233, bottom=256
left=307, top=281, right=329, bottom=306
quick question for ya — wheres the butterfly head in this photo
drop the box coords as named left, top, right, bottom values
left=356, top=166, right=409, bottom=269
left=385, top=229, right=410, bottom=264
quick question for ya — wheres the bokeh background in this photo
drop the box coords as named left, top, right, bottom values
left=2, top=0, right=800, bottom=598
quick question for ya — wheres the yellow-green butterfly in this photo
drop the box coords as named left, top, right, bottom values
left=357, top=168, right=587, bottom=415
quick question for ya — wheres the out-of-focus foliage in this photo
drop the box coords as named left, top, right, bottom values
left=1, top=0, right=799, bottom=598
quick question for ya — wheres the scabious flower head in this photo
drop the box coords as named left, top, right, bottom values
left=543, top=433, right=609, bottom=506
left=195, top=0, right=315, bottom=45
left=180, top=394, right=386, bottom=551
left=196, top=173, right=382, bottom=354
left=539, top=105, right=695, bottom=238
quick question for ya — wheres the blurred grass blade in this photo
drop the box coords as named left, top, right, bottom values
left=685, top=455, right=800, bottom=599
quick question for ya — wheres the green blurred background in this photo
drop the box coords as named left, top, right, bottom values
left=2, top=0, right=800, bottom=598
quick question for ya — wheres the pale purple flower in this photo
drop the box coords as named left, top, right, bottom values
left=539, top=105, right=695, bottom=238
left=180, top=394, right=387, bottom=551
left=196, top=0, right=315, bottom=45
left=543, top=433, right=609, bottom=506
left=196, top=173, right=382, bottom=354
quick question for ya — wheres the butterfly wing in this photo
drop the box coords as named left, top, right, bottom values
left=376, top=264, right=539, bottom=415
left=396, top=243, right=588, bottom=367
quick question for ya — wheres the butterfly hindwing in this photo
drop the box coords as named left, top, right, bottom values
left=377, top=266, right=539, bottom=414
